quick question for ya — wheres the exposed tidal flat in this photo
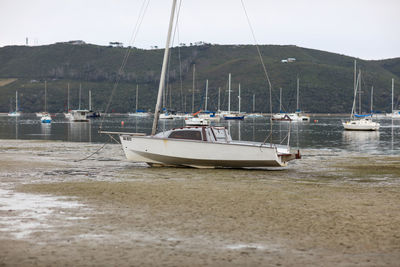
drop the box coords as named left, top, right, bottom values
left=0, top=138, right=400, bottom=266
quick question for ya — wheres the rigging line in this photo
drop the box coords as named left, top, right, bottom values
left=165, top=0, right=182, bottom=111
left=240, top=0, right=273, bottom=146
left=175, top=0, right=184, bottom=112
left=83, top=0, right=148, bottom=163
left=177, top=25, right=184, bottom=112
left=99, top=0, right=150, bottom=129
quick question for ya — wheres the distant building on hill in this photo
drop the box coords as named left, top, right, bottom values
left=281, top=57, right=296, bottom=63
left=109, top=42, right=123, bottom=47
left=67, top=40, right=86, bottom=45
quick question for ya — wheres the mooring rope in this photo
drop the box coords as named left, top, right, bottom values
left=78, top=0, right=150, bottom=162
left=240, top=0, right=274, bottom=146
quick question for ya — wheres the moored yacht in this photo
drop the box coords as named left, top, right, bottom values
left=101, top=0, right=301, bottom=168
left=342, top=60, right=380, bottom=131
left=120, top=126, right=299, bottom=168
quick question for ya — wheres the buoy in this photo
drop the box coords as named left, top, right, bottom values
left=121, top=121, right=125, bottom=126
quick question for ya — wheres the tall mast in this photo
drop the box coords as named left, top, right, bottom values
left=354, top=60, right=357, bottom=100
left=205, top=79, right=208, bottom=111
left=228, top=73, right=231, bottom=113
left=135, top=84, right=139, bottom=112
left=253, top=94, right=255, bottom=113
left=67, top=83, right=70, bottom=112
left=351, top=60, right=358, bottom=119
left=370, top=86, right=373, bottom=113
left=296, top=76, right=299, bottom=112
left=151, top=0, right=177, bottom=135
left=358, top=70, right=362, bottom=114
left=192, top=64, right=195, bottom=113
left=44, top=80, right=47, bottom=112
left=279, top=88, right=282, bottom=112
left=392, top=78, right=394, bottom=114
left=89, top=90, right=92, bottom=111
left=79, top=83, right=82, bottom=110
left=238, top=83, right=241, bottom=113
left=15, top=91, right=18, bottom=112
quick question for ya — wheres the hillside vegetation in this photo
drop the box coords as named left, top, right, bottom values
left=0, top=43, right=399, bottom=113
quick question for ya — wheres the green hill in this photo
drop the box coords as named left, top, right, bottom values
left=0, top=42, right=399, bottom=113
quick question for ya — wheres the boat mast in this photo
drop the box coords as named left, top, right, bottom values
left=228, top=73, right=231, bottom=114
left=205, top=79, right=208, bottom=111
left=15, top=91, right=18, bottom=112
left=151, top=0, right=177, bottom=135
left=279, top=87, right=282, bottom=112
left=351, top=60, right=357, bottom=119
left=238, top=83, right=241, bottom=113
left=192, top=64, right=195, bottom=113
left=89, top=90, right=92, bottom=111
left=44, top=80, right=47, bottom=112
left=67, top=83, right=70, bottom=112
left=392, top=78, right=394, bottom=114
left=296, top=76, right=299, bottom=112
left=135, top=84, right=139, bottom=112
left=79, top=83, right=82, bottom=110
left=370, top=86, right=373, bottom=114
left=359, top=70, right=362, bottom=114
left=253, top=94, right=255, bottom=113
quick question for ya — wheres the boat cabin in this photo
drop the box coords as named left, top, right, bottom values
left=155, top=126, right=232, bottom=143
left=70, top=110, right=89, bottom=122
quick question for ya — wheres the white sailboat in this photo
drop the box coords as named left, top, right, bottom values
left=186, top=79, right=219, bottom=124
left=128, top=84, right=150, bottom=117
left=272, top=78, right=310, bottom=122
left=39, top=81, right=52, bottom=123
left=64, top=83, right=73, bottom=119
left=246, top=94, right=264, bottom=118
left=386, top=79, right=400, bottom=119
left=8, top=91, right=21, bottom=117
left=271, top=87, right=290, bottom=121
left=343, top=60, right=380, bottom=131
left=102, top=0, right=300, bottom=168
left=223, top=74, right=245, bottom=120
left=69, top=84, right=89, bottom=122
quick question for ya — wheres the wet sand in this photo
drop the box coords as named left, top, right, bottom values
left=0, top=140, right=400, bottom=266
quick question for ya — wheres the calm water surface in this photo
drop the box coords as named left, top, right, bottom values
left=0, top=114, right=399, bottom=155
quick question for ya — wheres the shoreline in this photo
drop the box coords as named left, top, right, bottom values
left=0, top=140, right=399, bottom=266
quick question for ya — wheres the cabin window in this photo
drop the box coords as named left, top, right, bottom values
left=213, top=128, right=228, bottom=142
left=168, top=130, right=202, bottom=141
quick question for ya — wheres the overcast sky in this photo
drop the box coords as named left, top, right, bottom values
left=1, top=0, right=399, bottom=60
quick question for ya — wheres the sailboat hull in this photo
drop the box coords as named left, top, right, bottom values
left=120, top=135, right=289, bottom=168
left=342, top=120, right=380, bottom=131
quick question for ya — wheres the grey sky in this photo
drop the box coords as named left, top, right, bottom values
left=1, top=0, right=399, bottom=60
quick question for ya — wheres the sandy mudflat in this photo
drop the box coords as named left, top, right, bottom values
left=0, top=139, right=400, bottom=266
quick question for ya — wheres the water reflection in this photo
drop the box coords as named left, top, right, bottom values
left=0, top=115, right=399, bottom=155
left=15, top=117, right=19, bottom=140
left=342, top=131, right=380, bottom=152
left=40, top=123, right=51, bottom=139
left=68, top=122, right=91, bottom=142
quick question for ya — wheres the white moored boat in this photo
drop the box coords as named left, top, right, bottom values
left=343, top=117, right=380, bottom=131
left=8, top=91, right=21, bottom=117
left=120, top=126, right=299, bottom=168
left=184, top=117, right=210, bottom=126
left=386, top=79, right=400, bottom=119
left=101, top=0, right=300, bottom=168
left=70, top=110, right=89, bottom=122
left=272, top=79, right=310, bottom=122
left=342, top=60, right=380, bottom=131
